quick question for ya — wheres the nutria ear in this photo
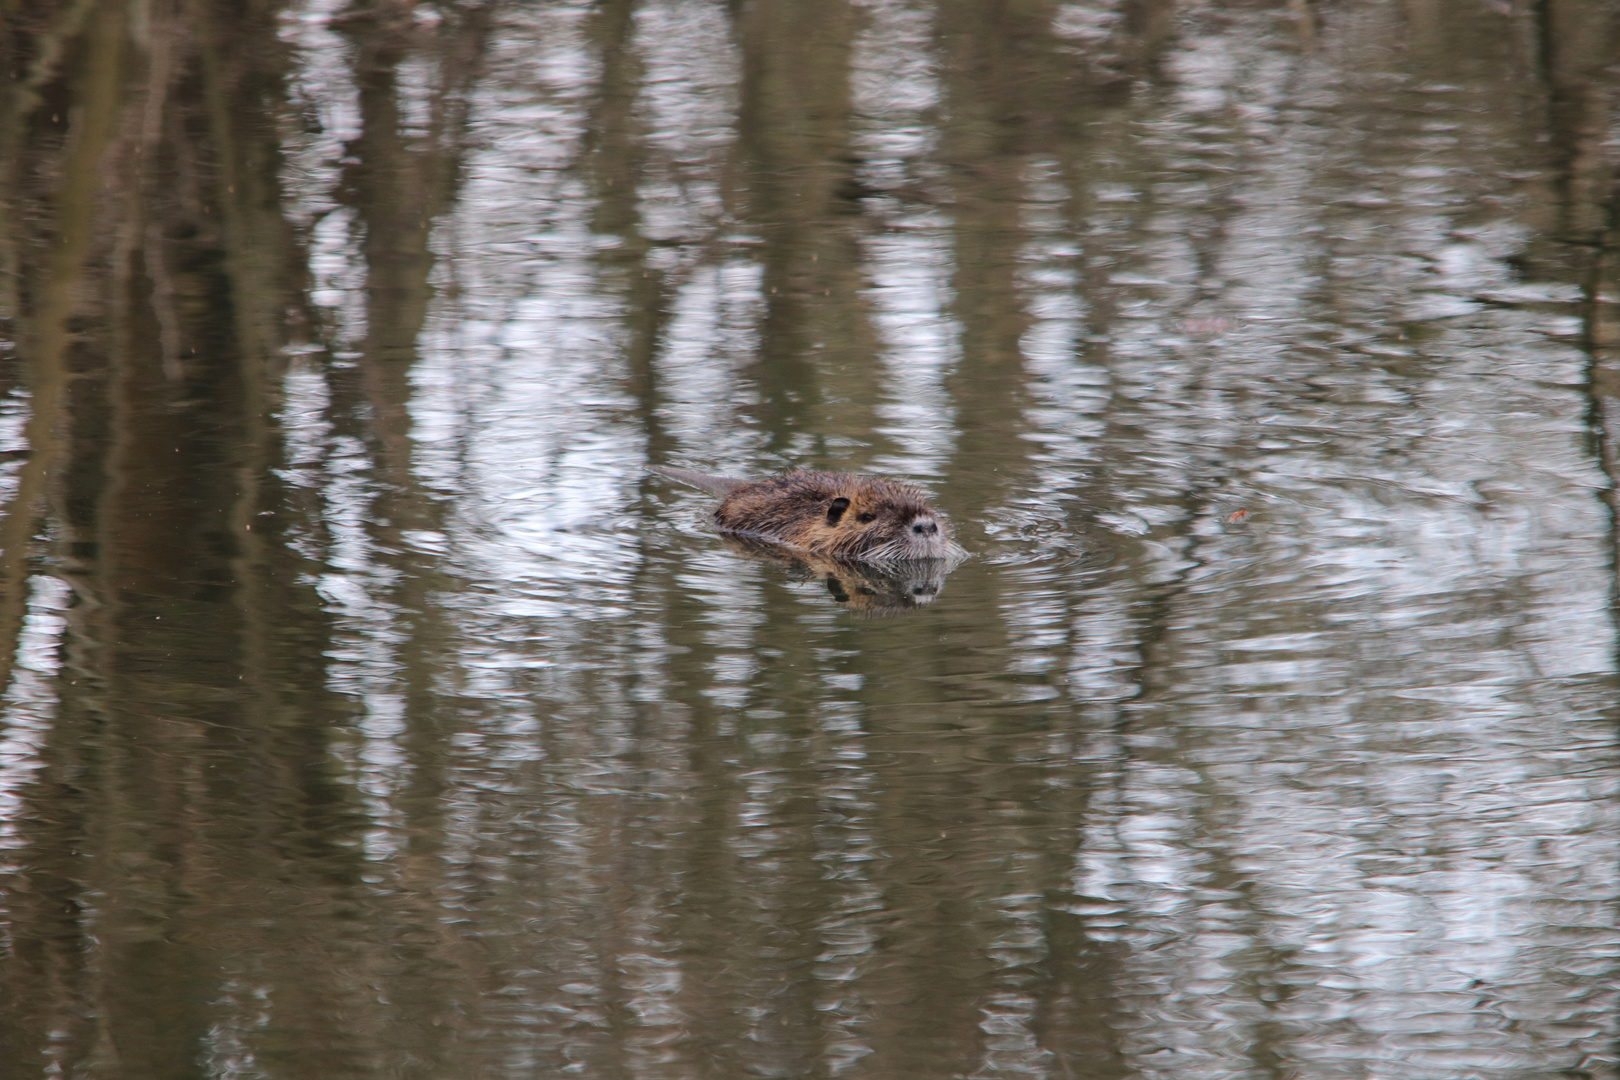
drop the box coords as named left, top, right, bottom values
left=826, top=496, right=851, bottom=525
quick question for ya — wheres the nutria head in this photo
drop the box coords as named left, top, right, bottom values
left=810, top=478, right=954, bottom=560
left=712, top=470, right=959, bottom=562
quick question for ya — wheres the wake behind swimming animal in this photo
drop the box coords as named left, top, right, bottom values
left=652, top=466, right=962, bottom=562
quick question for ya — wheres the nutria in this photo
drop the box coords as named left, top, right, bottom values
left=653, top=465, right=961, bottom=562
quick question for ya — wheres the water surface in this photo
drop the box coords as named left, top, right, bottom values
left=1, top=0, right=1618, bottom=1077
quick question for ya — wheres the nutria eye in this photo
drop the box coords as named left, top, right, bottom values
left=857, top=512, right=877, bottom=524
left=826, top=497, right=850, bottom=526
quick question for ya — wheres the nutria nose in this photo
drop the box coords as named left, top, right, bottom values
left=911, top=520, right=938, bottom=535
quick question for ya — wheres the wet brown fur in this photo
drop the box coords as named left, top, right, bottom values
left=654, top=466, right=957, bottom=561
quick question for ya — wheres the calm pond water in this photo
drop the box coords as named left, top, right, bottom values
left=2, top=0, right=1619, bottom=1077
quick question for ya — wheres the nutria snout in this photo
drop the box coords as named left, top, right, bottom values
left=653, top=465, right=962, bottom=562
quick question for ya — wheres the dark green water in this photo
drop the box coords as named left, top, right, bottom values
left=1, top=0, right=1618, bottom=1077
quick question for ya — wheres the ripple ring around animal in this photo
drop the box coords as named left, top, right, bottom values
left=652, top=465, right=965, bottom=563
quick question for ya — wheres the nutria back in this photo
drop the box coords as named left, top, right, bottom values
left=654, top=466, right=959, bottom=562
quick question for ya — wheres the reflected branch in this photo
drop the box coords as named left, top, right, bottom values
left=0, top=0, right=126, bottom=701
left=0, top=0, right=98, bottom=319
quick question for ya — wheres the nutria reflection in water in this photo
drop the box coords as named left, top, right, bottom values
left=653, top=465, right=964, bottom=613
left=722, top=536, right=952, bottom=613
left=652, top=465, right=963, bottom=562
